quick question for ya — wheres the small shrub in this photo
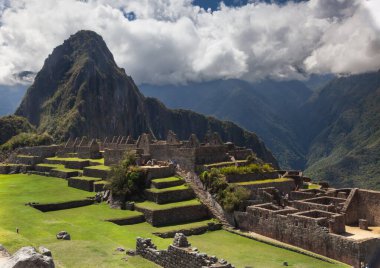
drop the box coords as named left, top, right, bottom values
left=200, top=168, right=250, bottom=212
left=107, top=152, right=145, bottom=198
left=0, top=132, right=53, bottom=151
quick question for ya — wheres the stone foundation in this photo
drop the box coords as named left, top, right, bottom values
left=136, top=233, right=234, bottom=268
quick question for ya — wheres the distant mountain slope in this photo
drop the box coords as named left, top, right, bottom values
left=301, top=72, right=380, bottom=189
left=15, top=30, right=277, bottom=166
left=141, top=73, right=380, bottom=190
left=141, top=79, right=312, bottom=169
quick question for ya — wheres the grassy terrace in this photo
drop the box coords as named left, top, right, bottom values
left=46, top=157, right=105, bottom=165
left=84, top=165, right=111, bottom=171
left=0, top=174, right=348, bottom=267
left=51, top=167, right=83, bottom=173
left=146, top=185, right=189, bottom=193
left=151, top=176, right=182, bottom=183
left=36, top=163, right=65, bottom=169
left=233, top=178, right=294, bottom=186
left=135, top=199, right=202, bottom=211
left=69, top=176, right=101, bottom=181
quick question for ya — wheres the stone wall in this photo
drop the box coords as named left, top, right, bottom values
left=83, top=168, right=109, bottom=179
left=136, top=204, right=209, bottom=227
left=225, top=171, right=279, bottom=183
left=145, top=188, right=195, bottom=204
left=357, top=189, right=380, bottom=225
left=17, top=145, right=61, bottom=158
left=31, top=199, right=94, bottom=212
left=105, top=215, right=145, bottom=225
left=240, top=179, right=296, bottom=196
left=236, top=203, right=380, bottom=268
left=67, top=177, right=100, bottom=192
left=136, top=234, right=233, bottom=268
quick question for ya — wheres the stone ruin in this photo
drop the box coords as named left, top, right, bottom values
left=234, top=187, right=380, bottom=268
left=103, top=131, right=254, bottom=170
left=0, top=245, right=55, bottom=268
left=136, top=233, right=234, bottom=268
left=57, top=136, right=101, bottom=159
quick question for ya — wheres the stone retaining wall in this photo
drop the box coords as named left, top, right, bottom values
left=68, top=177, right=100, bottom=192
left=105, top=215, right=145, bottom=225
left=64, top=160, right=90, bottom=169
left=153, top=222, right=222, bottom=238
left=49, top=169, right=79, bottom=179
left=31, top=199, right=94, bottom=212
left=145, top=188, right=195, bottom=204
left=83, top=168, right=109, bottom=179
left=135, top=204, right=209, bottom=227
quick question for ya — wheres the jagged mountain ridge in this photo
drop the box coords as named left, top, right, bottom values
left=15, top=30, right=277, bottom=166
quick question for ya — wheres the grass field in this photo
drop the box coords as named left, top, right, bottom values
left=0, top=174, right=349, bottom=268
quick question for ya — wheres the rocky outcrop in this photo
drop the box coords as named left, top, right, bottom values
left=15, top=30, right=277, bottom=167
left=3, top=246, right=55, bottom=268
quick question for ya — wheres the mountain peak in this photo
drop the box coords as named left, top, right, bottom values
left=15, top=31, right=277, bottom=166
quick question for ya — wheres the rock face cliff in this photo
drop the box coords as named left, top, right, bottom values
left=16, top=30, right=277, bottom=166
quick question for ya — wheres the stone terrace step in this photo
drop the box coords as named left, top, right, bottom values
left=93, top=180, right=110, bottom=192
left=68, top=176, right=102, bottom=192
left=152, top=219, right=222, bottom=238
left=83, top=165, right=111, bottom=179
left=35, top=163, right=65, bottom=173
left=49, top=168, right=81, bottom=179
left=145, top=185, right=195, bottom=204
left=151, top=176, right=184, bottom=189
left=104, top=214, right=145, bottom=226
left=135, top=199, right=209, bottom=227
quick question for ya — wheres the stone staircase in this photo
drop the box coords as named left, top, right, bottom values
left=177, top=169, right=234, bottom=227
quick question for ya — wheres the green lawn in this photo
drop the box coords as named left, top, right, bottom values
left=0, top=174, right=348, bottom=268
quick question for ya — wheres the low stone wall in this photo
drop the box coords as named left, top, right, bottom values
left=15, top=155, right=43, bottom=166
left=49, top=169, right=79, bottom=179
left=153, top=222, right=222, bottom=238
left=35, top=165, right=55, bottom=173
left=145, top=188, right=195, bottom=204
left=240, top=180, right=296, bottom=196
left=105, top=215, right=145, bottom=225
left=142, top=165, right=176, bottom=182
left=31, top=199, right=94, bottom=212
left=83, top=168, right=109, bottom=179
left=0, top=164, right=31, bottom=174
left=17, top=145, right=61, bottom=158
left=135, top=204, right=209, bottom=227
left=64, top=160, right=90, bottom=169
left=136, top=234, right=233, bottom=268
left=68, top=177, right=100, bottom=192
left=104, top=149, right=125, bottom=166
left=226, top=171, right=280, bottom=183
left=151, top=178, right=184, bottom=189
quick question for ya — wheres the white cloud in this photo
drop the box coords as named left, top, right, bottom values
left=0, top=0, right=379, bottom=86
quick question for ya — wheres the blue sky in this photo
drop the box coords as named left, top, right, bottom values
left=192, top=0, right=304, bottom=11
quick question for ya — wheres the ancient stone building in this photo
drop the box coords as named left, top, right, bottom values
left=235, top=187, right=380, bottom=268
left=103, top=131, right=253, bottom=169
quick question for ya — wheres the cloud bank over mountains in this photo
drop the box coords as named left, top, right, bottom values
left=0, top=0, right=379, bottom=86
